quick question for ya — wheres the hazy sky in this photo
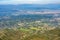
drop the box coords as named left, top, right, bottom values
left=0, top=0, right=60, bottom=4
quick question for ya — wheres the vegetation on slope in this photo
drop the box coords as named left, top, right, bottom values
left=0, top=27, right=60, bottom=40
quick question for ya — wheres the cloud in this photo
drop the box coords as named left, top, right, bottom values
left=0, top=0, right=60, bottom=4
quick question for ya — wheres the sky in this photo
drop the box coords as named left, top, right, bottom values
left=0, top=0, right=60, bottom=4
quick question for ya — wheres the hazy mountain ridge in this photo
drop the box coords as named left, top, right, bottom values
left=0, top=4, right=60, bottom=12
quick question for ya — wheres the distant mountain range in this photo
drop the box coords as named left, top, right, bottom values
left=0, top=4, right=60, bottom=17
left=0, top=4, right=60, bottom=12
